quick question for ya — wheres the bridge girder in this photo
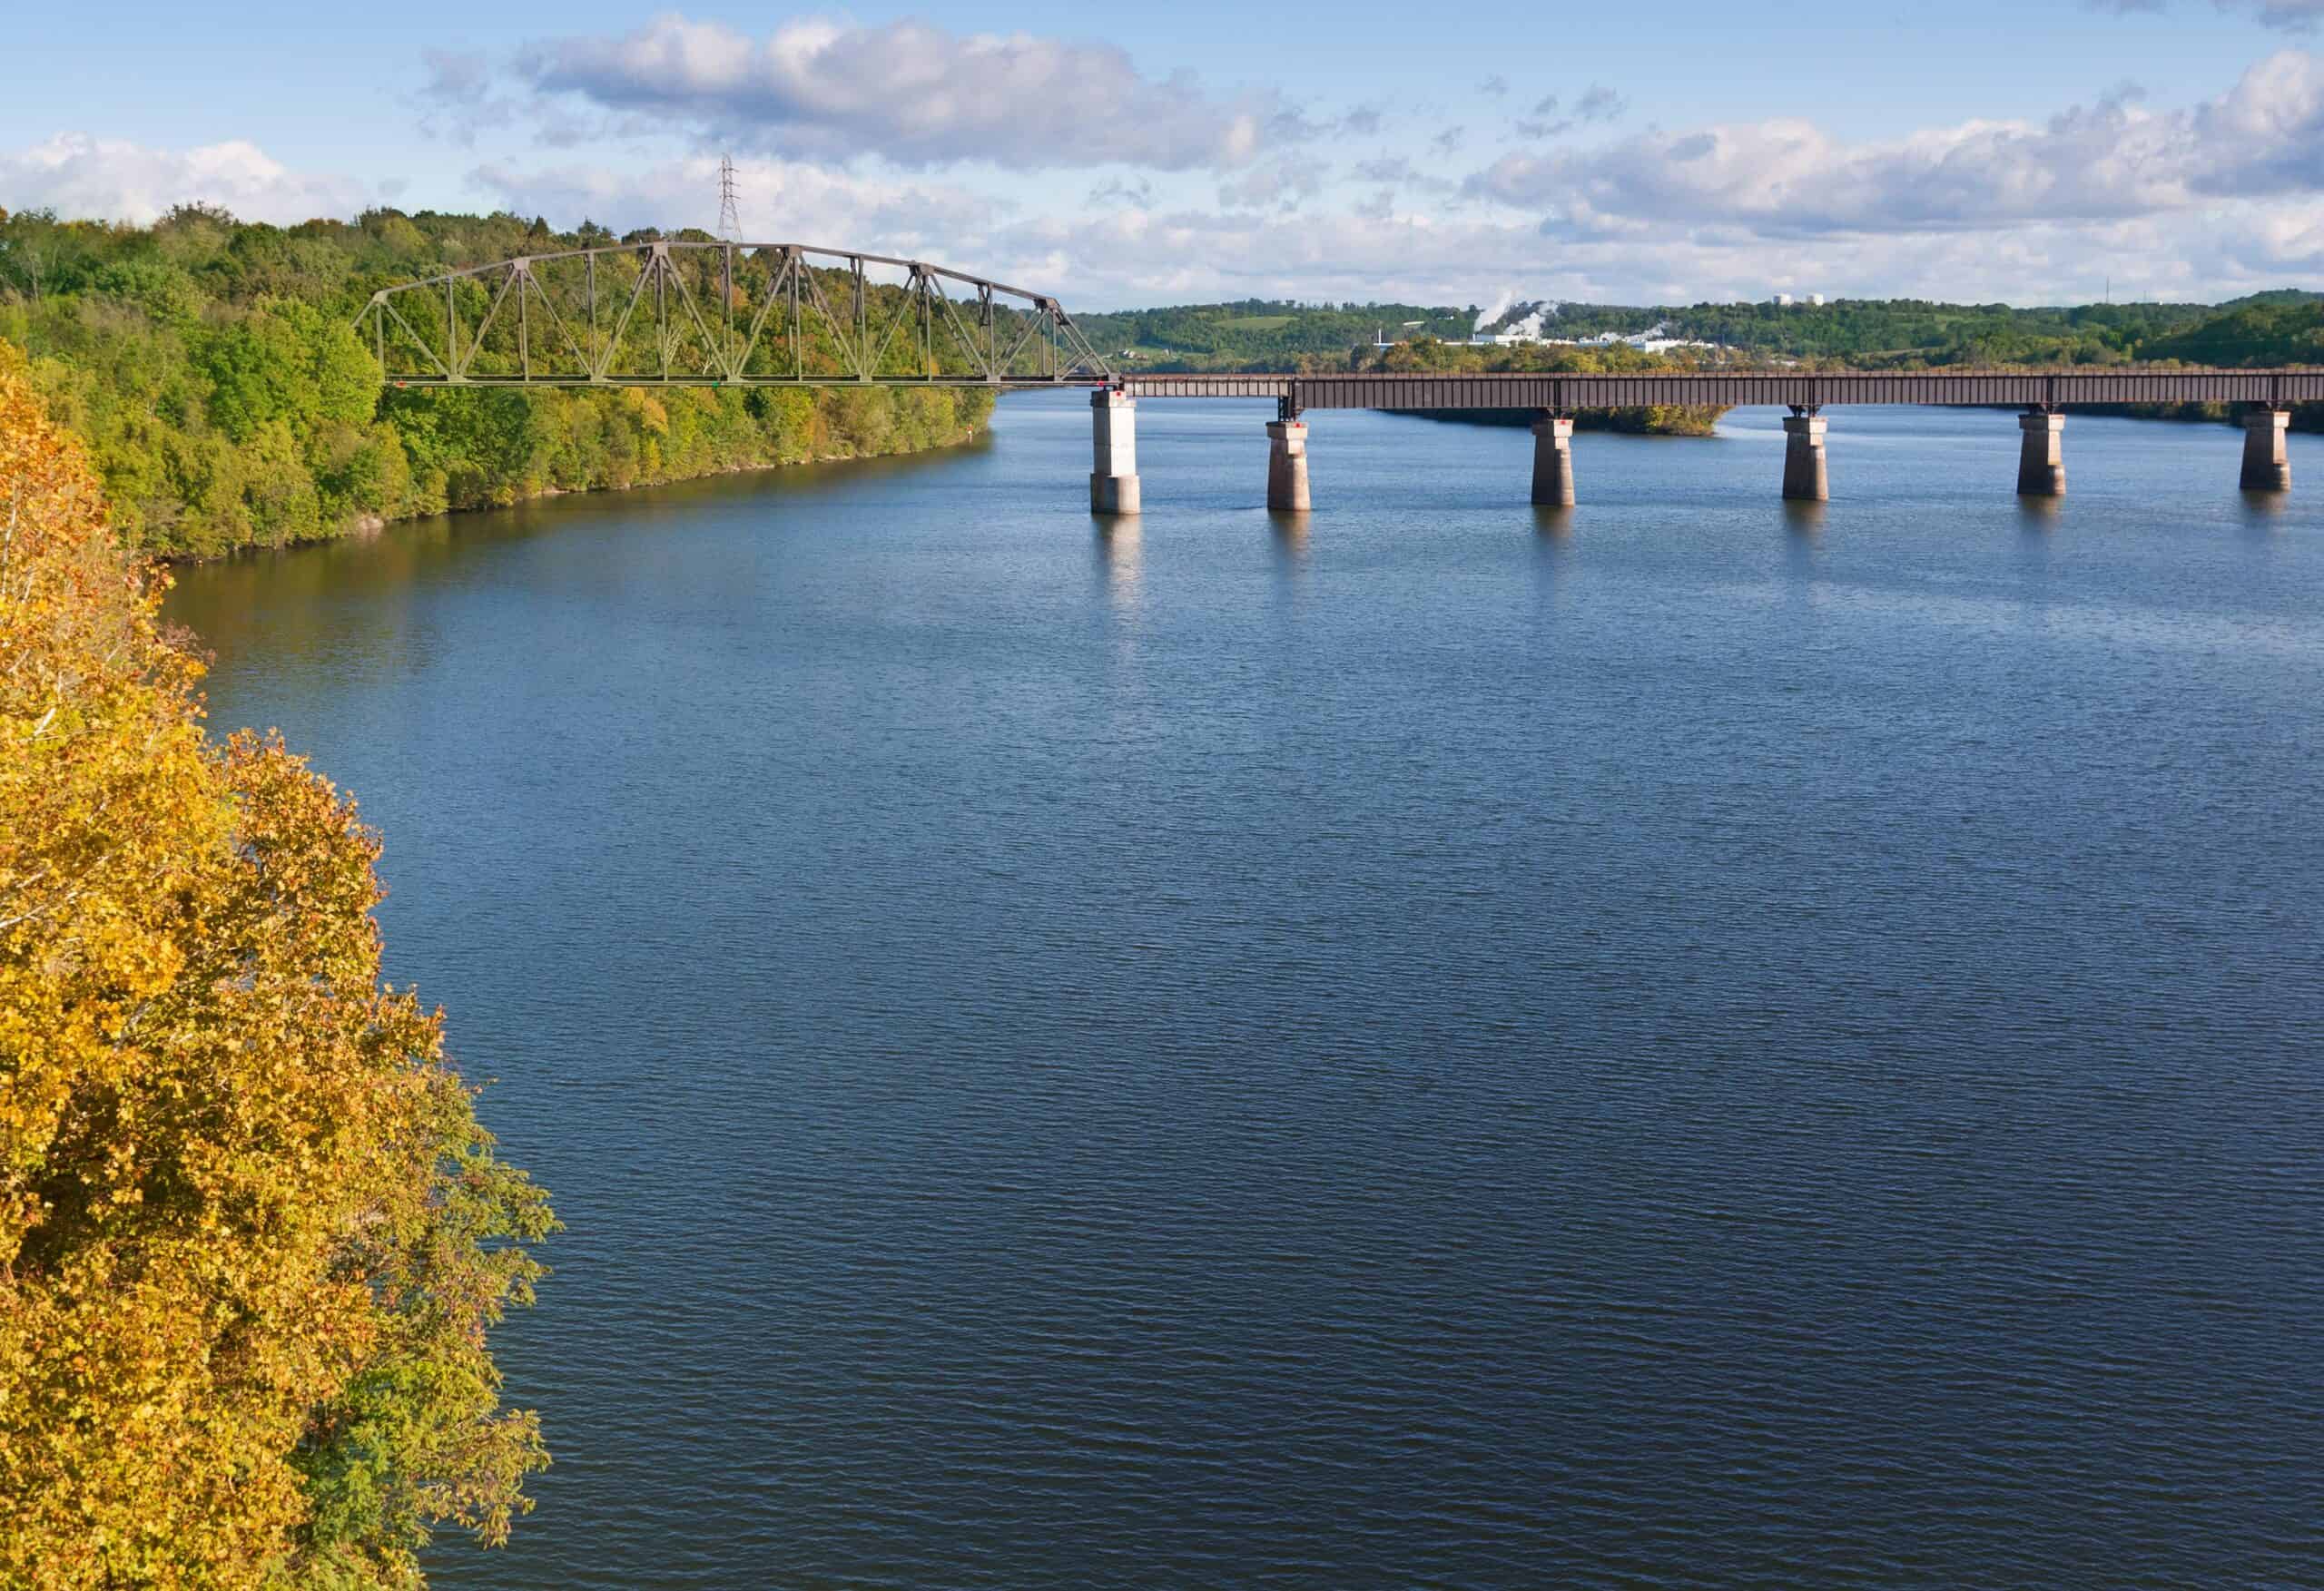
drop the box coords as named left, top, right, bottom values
left=355, top=240, right=1115, bottom=388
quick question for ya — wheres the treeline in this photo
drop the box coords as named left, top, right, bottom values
left=1, top=343, right=552, bottom=1586
left=1067, top=290, right=2323, bottom=373
left=1365, top=335, right=1727, bottom=435
left=1071, top=299, right=1474, bottom=365
left=1631, top=298, right=2224, bottom=366
left=0, top=205, right=994, bottom=558
left=2138, top=296, right=2324, bottom=365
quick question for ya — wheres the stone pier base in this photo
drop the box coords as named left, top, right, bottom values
left=1531, top=413, right=1576, bottom=506
left=2017, top=410, right=2066, bottom=497
left=1089, top=389, right=1141, bottom=516
left=1266, top=419, right=1311, bottom=512
left=1782, top=412, right=1828, bottom=502
left=2242, top=408, right=2292, bottom=493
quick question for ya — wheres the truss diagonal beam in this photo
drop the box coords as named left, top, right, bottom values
left=731, top=253, right=797, bottom=378
left=455, top=264, right=522, bottom=379
left=595, top=254, right=661, bottom=380
left=996, top=306, right=1049, bottom=378
left=859, top=268, right=921, bottom=380
left=930, top=275, right=992, bottom=382
left=663, top=257, right=725, bottom=378
left=523, top=271, right=592, bottom=377
left=372, top=295, right=450, bottom=380
left=793, top=261, right=862, bottom=380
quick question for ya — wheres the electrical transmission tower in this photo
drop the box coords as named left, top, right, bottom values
left=717, top=155, right=743, bottom=241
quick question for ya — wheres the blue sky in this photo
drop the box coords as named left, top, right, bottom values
left=5, top=0, right=2320, bottom=308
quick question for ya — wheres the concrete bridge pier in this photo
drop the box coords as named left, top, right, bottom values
left=1531, top=412, right=1576, bottom=506
left=2017, top=409, right=2066, bottom=497
left=2242, top=408, right=2292, bottom=492
left=1267, top=416, right=1312, bottom=512
left=1782, top=408, right=1828, bottom=502
left=1089, top=389, right=1141, bottom=516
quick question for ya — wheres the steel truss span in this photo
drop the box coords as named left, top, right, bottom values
left=355, top=240, right=1115, bottom=388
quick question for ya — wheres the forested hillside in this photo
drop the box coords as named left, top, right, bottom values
left=0, top=205, right=994, bottom=558
left=1071, top=300, right=1474, bottom=365
left=1369, top=335, right=1727, bottom=434
left=2139, top=297, right=2324, bottom=365
left=1073, top=291, right=2316, bottom=372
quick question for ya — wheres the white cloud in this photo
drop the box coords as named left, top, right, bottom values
left=2101, top=0, right=2324, bottom=26
left=1472, top=53, right=2324, bottom=239
left=513, top=15, right=1307, bottom=171
left=1575, top=85, right=1627, bottom=123
left=21, top=43, right=2324, bottom=313
left=0, top=133, right=368, bottom=225
left=461, top=123, right=2324, bottom=311
left=1217, top=159, right=1324, bottom=211
left=2246, top=0, right=2324, bottom=25
left=1350, top=155, right=1455, bottom=195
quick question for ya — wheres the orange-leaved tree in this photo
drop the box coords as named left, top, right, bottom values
left=0, top=336, right=555, bottom=1589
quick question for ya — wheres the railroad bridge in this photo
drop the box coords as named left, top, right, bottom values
left=358, top=240, right=2314, bottom=514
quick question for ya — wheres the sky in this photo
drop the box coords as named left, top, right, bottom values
left=5, top=0, right=2323, bottom=309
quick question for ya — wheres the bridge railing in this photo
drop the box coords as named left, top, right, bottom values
left=355, top=241, right=1115, bottom=388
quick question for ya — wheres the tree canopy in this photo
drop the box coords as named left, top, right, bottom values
left=1068, top=290, right=2313, bottom=373
left=0, top=207, right=995, bottom=558
left=0, top=339, right=553, bottom=1588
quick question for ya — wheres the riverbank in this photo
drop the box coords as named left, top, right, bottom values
left=2081, top=398, right=2324, bottom=432
left=157, top=398, right=994, bottom=563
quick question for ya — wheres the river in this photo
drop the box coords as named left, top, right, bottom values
left=165, top=393, right=2324, bottom=1589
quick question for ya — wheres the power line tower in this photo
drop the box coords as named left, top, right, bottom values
left=717, top=154, right=743, bottom=241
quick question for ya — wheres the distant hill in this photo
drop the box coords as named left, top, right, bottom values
left=1069, top=300, right=1474, bottom=367
left=2139, top=300, right=2324, bottom=367
left=1066, top=292, right=2322, bottom=373
left=2214, top=289, right=2324, bottom=310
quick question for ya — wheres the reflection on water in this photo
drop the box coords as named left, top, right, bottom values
left=1530, top=504, right=1576, bottom=542
left=2240, top=489, right=2291, bottom=537
left=1093, top=519, right=1142, bottom=614
left=2017, top=495, right=2065, bottom=531
left=166, top=397, right=2324, bottom=1591
left=1269, top=511, right=1310, bottom=570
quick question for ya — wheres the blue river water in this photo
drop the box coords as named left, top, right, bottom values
left=165, top=394, right=2324, bottom=1588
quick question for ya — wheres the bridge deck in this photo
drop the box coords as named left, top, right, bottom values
left=1120, top=369, right=2324, bottom=409
left=373, top=368, right=2324, bottom=409
left=371, top=364, right=2314, bottom=406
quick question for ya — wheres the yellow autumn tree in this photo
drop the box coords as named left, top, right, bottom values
left=0, top=338, right=554, bottom=1588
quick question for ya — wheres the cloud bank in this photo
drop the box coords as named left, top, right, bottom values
left=511, top=15, right=1306, bottom=171
left=14, top=38, right=2324, bottom=309
left=1470, top=54, right=2324, bottom=239
left=1, top=133, right=369, bottom=226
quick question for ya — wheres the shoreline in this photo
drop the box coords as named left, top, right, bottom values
left=149, top=419, right=991, bottom=565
